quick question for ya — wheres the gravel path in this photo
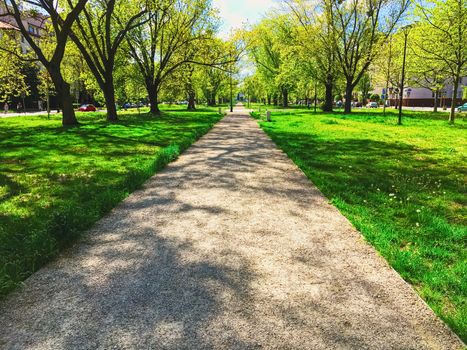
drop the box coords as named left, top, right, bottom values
left=0, top=106, right=464, bottom=350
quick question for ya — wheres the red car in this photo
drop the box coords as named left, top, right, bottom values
left=78, top=104, right=97, bottom=112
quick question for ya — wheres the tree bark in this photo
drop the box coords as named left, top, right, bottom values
left=282, top=88, right=288, bottom=108
left=146, top=79, right=160, bottom=114
left=344, top=81, right=353, bottom=114
left=323, top=82, right=334, bottom=112
left=187, top=91, right=196, bottom=110
left=207, top=92, right=216, bottom=106
left=449, top=74, right=459, bottom=123
left=49, top=68, right=79, bottom=127
left=433, top=89, right=438, bottom=113
left=362, top=90, right=368, bottom=106
left=103, top=75, right=118, bottom=121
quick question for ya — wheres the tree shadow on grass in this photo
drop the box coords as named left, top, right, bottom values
left=0, top=111, right=223, bottom=296
left=263, top=129, right=466, bottom=205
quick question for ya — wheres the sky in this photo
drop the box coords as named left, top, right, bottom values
left=212, top=0, right=278, bottom=38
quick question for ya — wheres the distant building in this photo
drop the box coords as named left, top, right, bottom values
left=380, top=77, right=467, bottom=108
left=0, top=5, right=46, bottom=54
left=0, top=6, right=48, bottom=110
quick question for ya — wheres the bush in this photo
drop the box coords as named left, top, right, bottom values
left=370, top=94, right=380, bottom=102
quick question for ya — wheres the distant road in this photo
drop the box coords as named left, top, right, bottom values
left=0, top=110, right=108, bottom=118
left=0, top=111, right=59, bottom=118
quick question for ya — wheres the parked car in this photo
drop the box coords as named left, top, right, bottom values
left=367, top=101, right=378, bottom=108
left=78, top=104, right=97, bottom=112
left=456, top=103, right=467, bottom=112
left=351, top=101, right=362, bottom=107
left=335, top=100, right=343, bottom=108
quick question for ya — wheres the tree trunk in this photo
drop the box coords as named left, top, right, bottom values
left=49, top=68, right=79, bottom=127
left=207, top=92, right=216, bottom=106
left=103, top=77, right=118, bottom=121
left=267, top=95, right=271, bottom=105
left=433, top=89, right=438, bottom=113
left=282, top=88, right=288, bottom=108
left=323, top=82, right=333, bottom=112
left=273, top=94, right=278, bottom=106
left=449, top=74, right=459, bottom=123
left=146, top=80, right=160, bottom=114
left=362, top=90, right=368, bottom=106
left=187, top=91, right=196, bottom=110
left=344, top=81, right=353, bottom=114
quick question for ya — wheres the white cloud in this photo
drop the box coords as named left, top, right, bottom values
left=212, top=0, right=279, bottom=38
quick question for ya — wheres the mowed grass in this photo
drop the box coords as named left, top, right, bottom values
left=253, top=107, right=467, bottom=341
left=0, top=107, right=222, bottom=296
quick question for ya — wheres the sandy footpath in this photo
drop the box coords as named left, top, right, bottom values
left=0, top=106, right=464, bottom=349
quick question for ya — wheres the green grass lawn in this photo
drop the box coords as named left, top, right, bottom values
left=0, top=107, right=222, bottom=296
left=252, top=107, right=467, bottom=341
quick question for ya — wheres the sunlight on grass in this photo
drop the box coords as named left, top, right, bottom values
left=254, top=107, right=467, bottom=341
left=0, top=108, right=222, bottom=296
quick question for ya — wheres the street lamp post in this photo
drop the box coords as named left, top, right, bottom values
left=314, top=81, right=317, bottom=113
left=230, top=52, right=233, bottom=113
left=398, top=25, right=411, bottom=125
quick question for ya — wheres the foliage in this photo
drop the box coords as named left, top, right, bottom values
left=1, top=0, right=89, bottom=126
left=0, top=34, right=28, bottom=103
left=413, top=0, right=467, bottom=122
left=68, top=0, right=148, bottom=121
left=246, top=14, right=300, bottom=107
left=126, top=0, right=219, bottom=113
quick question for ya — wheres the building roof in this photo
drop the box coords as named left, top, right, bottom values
left=0, top=20, right=19, bottom=31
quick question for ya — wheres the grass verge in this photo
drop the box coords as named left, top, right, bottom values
left=0, top=107, right=222, bottom=296
left=254, top=107, right=466, bottom=342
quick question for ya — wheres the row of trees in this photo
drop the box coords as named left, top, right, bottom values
left=0, top=0, right=236, bottom=126
left=244, top=0, right=466, bottom=122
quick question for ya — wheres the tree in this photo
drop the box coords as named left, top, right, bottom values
left=0, top=34, right=28, bottom=103
left=198, top=39, right=230, bottom=106
left=114, top=62, right=146, bottom=107
left=414, top=0, right=467, bottom=122
left=126, top=0, right=216, bottom=114
left=287, top=0, right=338, bottom=111
left=0, top=0, right=88, bottom=126
left=329, top=0, right=410, bottom=113
left=373, top=31, right=415, bottom=113
left=68, top=0, right=148, bottom=121
left=357, top=72, right=372, bottom=105
left=409, top=55, right=446, bottom=112
left=37, top=68, right=54, bottom=118
left=247, top=15, right=297, bottom=108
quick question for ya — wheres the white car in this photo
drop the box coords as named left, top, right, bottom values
left=367, top=101, right=378, bottom=108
